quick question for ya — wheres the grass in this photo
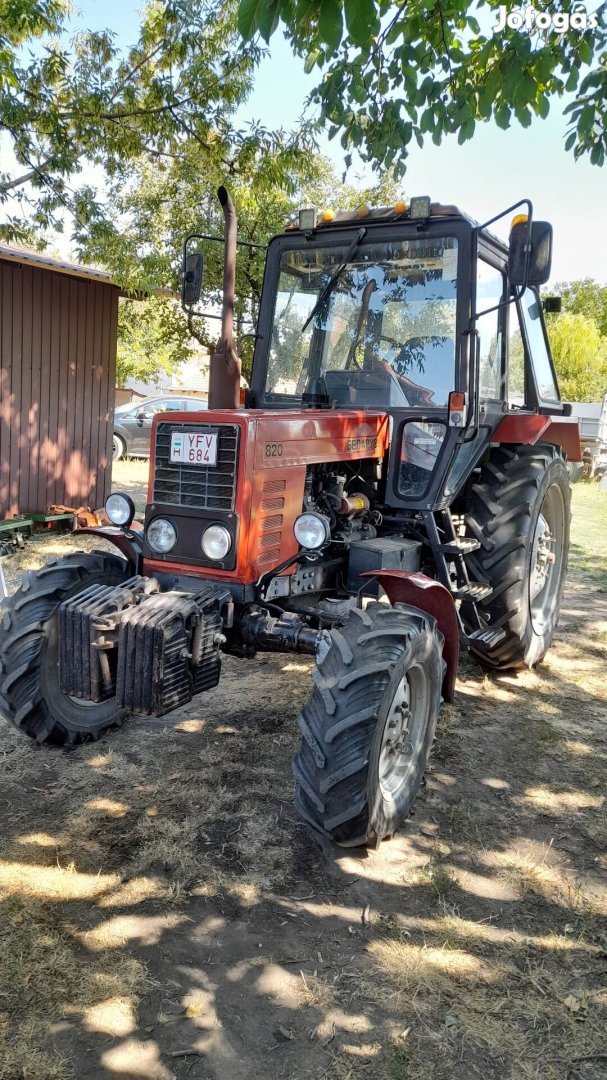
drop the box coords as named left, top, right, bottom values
left=569, top=483, right=607, bottom=587
left=111, top=457, right=150, bottom=515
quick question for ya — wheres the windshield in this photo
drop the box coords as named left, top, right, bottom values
left=264, top=235, right=458, bottom=409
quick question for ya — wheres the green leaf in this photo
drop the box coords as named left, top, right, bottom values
left=344, top=0, right=379, bottom=46
left=537, top=95, right=550, bottom=119
left=564, top=130, right=577, bottom=152
left=304, top=47, right=321, bottom=72
left=495, top=105, right=511, bottom=130
left=577, top=39, right=593, bottom=66
left=318, top=0, right=343, bottom=50
left=237, top=0, right=266, bottom=39
left=257, top=0, right=280, bottom=43
left=578, top=103, right=595, bottom=134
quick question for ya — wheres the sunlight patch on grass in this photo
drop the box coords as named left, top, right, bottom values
left=15, top=831, right=60, bottom=848
left=0, top=860, right=119, bottom=901
left=519, top=785, right=604, bottom=814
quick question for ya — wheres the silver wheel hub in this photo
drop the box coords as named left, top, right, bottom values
left=378, top=679, right=414, bottom=798
left=528, top=481, right=566, bottom=635
left=530, top=513, right=556, bottom=601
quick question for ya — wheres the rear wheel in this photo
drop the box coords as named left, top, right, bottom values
left=292, top=603, right=444, bottom=848
left=0, top=552, right=129, bottom=744
left=464, top=442, right=570, bottom=670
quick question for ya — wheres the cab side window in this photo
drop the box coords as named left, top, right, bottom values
left=520, top=289, right=559, bottom=404
left=476, top=258, right=505, bottom=401
left=508, top=289, right=560, bottom=407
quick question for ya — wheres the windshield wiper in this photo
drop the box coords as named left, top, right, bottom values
left=300, top=227, right=367, bottom=334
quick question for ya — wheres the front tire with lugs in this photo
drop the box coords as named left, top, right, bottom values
left=464, top=442, right=570, bottom=670
left=0, top=551, right=130, bottom=745
left=293, top=603, right=444, bottom=848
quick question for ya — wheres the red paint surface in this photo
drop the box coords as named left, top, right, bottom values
left=493, top=414, right=582, bottom=461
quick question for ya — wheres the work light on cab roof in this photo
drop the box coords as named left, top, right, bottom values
left=0, top=185, right=581, bottom=856
left=297, top=195, right=435, bottom=231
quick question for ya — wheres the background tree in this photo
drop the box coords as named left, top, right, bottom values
left=546, top=310, right=607, bottom=401
left=0, top=0, right=265, bottom=241
left=556, top=278, right=607, bottom=336
left=238, top=0, right=607, bottom=176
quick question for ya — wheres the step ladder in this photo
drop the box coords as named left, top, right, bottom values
left=420, top=509, right=506, bottom=652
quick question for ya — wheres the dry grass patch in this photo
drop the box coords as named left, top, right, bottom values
left=364, top=909, right=607, bottom=1080
left=0, top=892, right=144, bottom=1080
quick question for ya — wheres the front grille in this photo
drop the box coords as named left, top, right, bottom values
left=153, top=422, right=239, bottom=511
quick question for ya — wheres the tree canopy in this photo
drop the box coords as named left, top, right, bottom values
left=0, top=0, right=268, bottom=241
left=547, top=310, right=607, bottom=401
left=238, top=0, right=607, bottom=175
left=556, top=277, right=607, bottom=337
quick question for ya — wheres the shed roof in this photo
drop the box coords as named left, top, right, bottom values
left=0, top=243, right=174, bottom=298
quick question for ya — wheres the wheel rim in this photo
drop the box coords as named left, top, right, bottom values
left=529, top=482, right=566, bottom=635
left=113, top=436, right=122, bottom=460
left=378, top=664, right=429, bottom=801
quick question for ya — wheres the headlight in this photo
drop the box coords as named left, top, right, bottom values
left=105, top=492, right=135, bottom=528
left=293, top=512, right=331, bottom=551
left=147, top=518, right=177, bottom=554
left=201, top=524, right=232, bottom=561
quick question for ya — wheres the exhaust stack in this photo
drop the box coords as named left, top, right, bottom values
left=208, top=186, right=241, bottom=409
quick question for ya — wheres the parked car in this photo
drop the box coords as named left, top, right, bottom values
left=113, top=396, right=208, bottom=460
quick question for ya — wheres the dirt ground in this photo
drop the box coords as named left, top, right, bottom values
left=0, top=482, right=606, bottom=1080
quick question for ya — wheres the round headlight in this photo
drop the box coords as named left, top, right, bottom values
left=294, top=512, right=331, bottom=551
left=105, top=492, right=135, bottom=527
left=147, top=518, right=177, bottom=554
left=201, top=524, right=232, bottom=561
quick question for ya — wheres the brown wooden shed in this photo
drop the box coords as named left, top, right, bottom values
left=0, top=244, right=120, bottom=519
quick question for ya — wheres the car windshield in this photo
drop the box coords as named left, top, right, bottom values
left=264, top=235, right=458, bottom=409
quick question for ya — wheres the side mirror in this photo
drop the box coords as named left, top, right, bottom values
left=182, top=251, right=203, bottom=307
left=509, top=220, right=553, bottom=287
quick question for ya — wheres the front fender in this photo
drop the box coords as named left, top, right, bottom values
left=363, top=570, right=458, bottom=702
left=75, top=526, right=143, bottom=575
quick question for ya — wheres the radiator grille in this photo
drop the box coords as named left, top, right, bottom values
left=153, top=422, right=239, bottom=511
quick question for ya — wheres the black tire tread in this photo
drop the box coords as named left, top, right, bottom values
left=0, top=551, right=129, bottom=744
left=464, top=442, right=570, bottom=670
left=293, top=602, right=443, bottom=847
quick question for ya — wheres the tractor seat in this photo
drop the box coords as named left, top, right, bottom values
left=325, top=368, right=405, bottom=409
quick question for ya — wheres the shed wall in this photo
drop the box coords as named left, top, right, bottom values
left=0, top=261, right=119, bottom=518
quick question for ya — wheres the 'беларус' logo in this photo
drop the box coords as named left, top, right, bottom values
left=493, top=4, right=599, bottom=31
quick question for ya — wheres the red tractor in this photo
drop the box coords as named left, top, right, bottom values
left=0, top=190, right=581, bottom=848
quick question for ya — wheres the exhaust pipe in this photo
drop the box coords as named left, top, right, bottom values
left=208, top=186, right=241, bottom=409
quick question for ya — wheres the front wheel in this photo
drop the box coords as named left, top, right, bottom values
left=0, top=552, right=130, bottom=744
left=292, top=603, right=444, bottom=848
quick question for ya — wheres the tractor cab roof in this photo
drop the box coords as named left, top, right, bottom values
left=283, top=200, right=508, bottom=254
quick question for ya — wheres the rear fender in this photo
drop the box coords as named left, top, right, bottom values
left=75, top=526, right=143, bottom=574
left=493, top=415, right=582, bottom=462
left=362, top=570, right=458, bottom=702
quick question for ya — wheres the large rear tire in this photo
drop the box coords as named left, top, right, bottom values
left=464, top=442, right=570, bottom=670
left=0, top=551, right=130, bottom=745
left=292, top=603, right=444, bottom=848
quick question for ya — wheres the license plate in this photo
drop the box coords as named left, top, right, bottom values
left=170, top=431, right=218, bottom=466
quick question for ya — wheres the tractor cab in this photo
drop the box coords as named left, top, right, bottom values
left=242, top=198, right=571, bottom=514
